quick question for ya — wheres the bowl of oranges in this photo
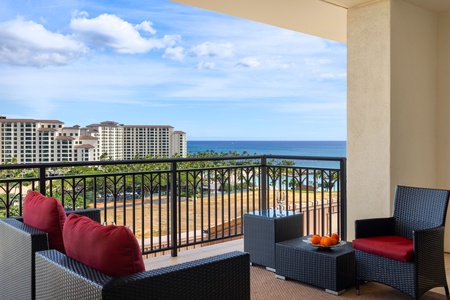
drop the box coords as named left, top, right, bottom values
left=303, top=233, right=346, bottom=249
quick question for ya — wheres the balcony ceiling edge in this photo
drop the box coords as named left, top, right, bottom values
left=170, top=0, right=347, bottom=44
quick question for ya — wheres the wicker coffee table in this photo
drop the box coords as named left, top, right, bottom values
left=275, top=236, right=355, bottom=295
left=244, top=209, right=303, bottom=271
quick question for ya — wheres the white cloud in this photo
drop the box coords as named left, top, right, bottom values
left=0, top=17, right=87, bottom=67
left=135, top=21, right=156, bottom=34
left=163, top=47, right=185, bottom=61
left=0, top=12, right=183, bottom=67
left=70, top=12, right=179, bottom=54
left=162, top=35, right=180, bottom=47
left=236, top=57, right=261, bottom=68
left=190, top=42, right=234, bottom=58
left=304, top=58, right=333, bottom=66
left=196, top=61, right=215, bottom=70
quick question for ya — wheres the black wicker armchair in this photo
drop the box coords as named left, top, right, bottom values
left=353, top=185, right=450, bottom=299
left=0, top=208, right=101, bottom=300
left=35, top=249, right=250, bottom=300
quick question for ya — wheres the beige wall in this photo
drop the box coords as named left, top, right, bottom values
left=437, top=11, right=450, bottom=250
left=391, top=0, right=438, bottom=190
left=347, top=0, right=392, bottom=240
left=438, top=13, right=450, bottom=188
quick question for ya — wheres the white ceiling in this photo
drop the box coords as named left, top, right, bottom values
left=171, top=0, right=450, bottom=43
left=323, top=0, right=450, bottom=13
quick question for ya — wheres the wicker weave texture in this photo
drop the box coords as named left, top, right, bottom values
left=244, top=210, right=303, bottom=269
left=35, top=250, right=250, bottom=300
left=393, top=186, right=450, bottom=239
left=0, top=208, right=100, bottom=300
left=276, top=237, right=355, bottom=293
left=36, top=250, right=110, bottom=300
left=66, top=208, right=101, bottom=223
left=0, top=218, right=49, bottom=300
left=354, top=185, right=450, bottom=299
left=104, top=251, right=250, bottom=300
left=355, top=249, right=415, bottom=295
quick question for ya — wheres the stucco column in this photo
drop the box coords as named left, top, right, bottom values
left=347, top=1, right=392, bottom=240
left=347, top=0, right=440, bottom=241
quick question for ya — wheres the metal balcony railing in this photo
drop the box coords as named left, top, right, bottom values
left=0, top=155, right=346, bottom=257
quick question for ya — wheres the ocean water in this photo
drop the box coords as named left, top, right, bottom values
left=187, top=140, right=346, bottom=158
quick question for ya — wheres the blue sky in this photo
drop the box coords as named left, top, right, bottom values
left=0, top=0, right=346, bottom=141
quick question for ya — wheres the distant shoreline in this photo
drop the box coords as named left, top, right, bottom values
left=187, top=140, right=347, bottom=159
left=188, top=140, right=346, bottom=142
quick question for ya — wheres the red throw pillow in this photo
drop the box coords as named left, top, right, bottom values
left=63, top=214, right=145, bottom=277
left=23, top=190, right=66, bottom=253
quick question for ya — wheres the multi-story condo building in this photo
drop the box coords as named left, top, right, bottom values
left=123, top=125, right=172, bottom=159
left=0, top=117, right=187, bottom=164
left=86, top=121, right=125, bottom=161
left=172, top=131, right=187, bottom=157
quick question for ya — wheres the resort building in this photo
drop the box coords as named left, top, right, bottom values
left=122, top=125, right=186, bottom=159
left=86, top=121, right=125, bottom=161
left=0, top=117, right=187, bottom=163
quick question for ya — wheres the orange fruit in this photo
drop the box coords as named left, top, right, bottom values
left=330, top=233, right=339, bottom=245
left=320, top=236, right=333, bottom=247
left=310, top=234, right=321, bottom=244
left=331, top=233, right=339, bottom=241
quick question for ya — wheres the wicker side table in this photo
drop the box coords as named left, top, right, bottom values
left=275, top=236, right=355, bottom=295
left=244, top=209, right=303, bottom=271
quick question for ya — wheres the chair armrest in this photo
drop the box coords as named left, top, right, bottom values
left=66, top=208, right=101, bottom=223
left=355, top=217, right=395, bottom=238
left=413, top=226, right=445, bottom=255
left=14, top=208, right=101, bottom=224
left=413, top=226, right=447, bottom=286
left=103, top=251, right=250, bottom=300
left=0, top=218, right=49, bottom=252
left=35, top=250, right=111, bottom=300
left=35, top=249, right=250, bottom=300
left=0, top=218, right=49, bottom=299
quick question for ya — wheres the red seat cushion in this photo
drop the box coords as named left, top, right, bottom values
left=63, top=214, right=145, bottom=277
left=352, top=236, right=414, bottom=262
left=23, top=191, right=66, bottom=253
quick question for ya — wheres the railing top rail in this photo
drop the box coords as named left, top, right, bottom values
left=0, top=155, right=346, bottom=170
left=264, top=155, right=346, bottom=162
